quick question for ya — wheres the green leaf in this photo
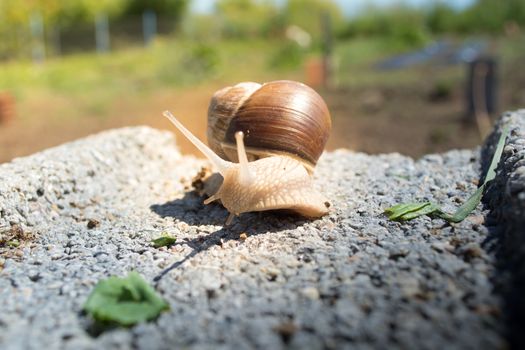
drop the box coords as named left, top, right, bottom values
left=385, top=202, right=433, bottom=220
left=6, top=240, right=20, bottom=248
left=83, top=271, right=169, bottom=326
left=398, top=203, right=442, bottom=220
left=151, top=234, right=177, bottom=248
left=485, top=126, right=509, bottom=182
left=437, top=184, right=485, bottom=223
left=385, top=126, right=509, bottom=223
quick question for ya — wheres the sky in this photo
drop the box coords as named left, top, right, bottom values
left=190, top=0, right=477, bottom=17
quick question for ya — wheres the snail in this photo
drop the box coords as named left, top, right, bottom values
left=164, top=80, right=331, bottom=225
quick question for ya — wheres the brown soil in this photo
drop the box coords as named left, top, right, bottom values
left=324, top=84, right=483, bottom=157
left=0, top=84, right=219, bottom=163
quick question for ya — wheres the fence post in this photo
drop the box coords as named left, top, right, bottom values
left=321, top=12, right=333, bottom=88
left=465, top=57, right=498, bottom=136
left=48, top=26, right=61, bottom=57
left=30, top=12, right=45, bottom=63
left=95, top=13, right=110, bottom=53
left=143, top=10, right=157, bottom=46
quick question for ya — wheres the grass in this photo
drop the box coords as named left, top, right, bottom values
left=333, top=36, right=465, bottom=87
left=0, top=33, right=522, bottom=125
left=0, top=38, right=308, bottom=121
left=0, top=35, right=500, bottom=92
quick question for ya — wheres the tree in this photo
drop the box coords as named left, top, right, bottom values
left=121, top=0, right=189, bottom=18
left=215, top=0, right=281, bottom=38
left=426, top=3, right=458, bottom=34
left=283, top=0, right=343, bottom=40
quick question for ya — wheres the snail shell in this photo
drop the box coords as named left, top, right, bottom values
left=207, top=80, right=331, bottom=173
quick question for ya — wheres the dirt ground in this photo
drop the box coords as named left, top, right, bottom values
left=0, top=64, right=523, bottom=163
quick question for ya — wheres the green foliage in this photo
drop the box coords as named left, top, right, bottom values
left=212, top=0, right=343, bottom=41
left=0, top=0, right=188, bottom=35
left=56, top=0, right=127, bottom=25
left=385, top=126, right=509, bottom=222
left=268, top=41, right=305, bottom=70
left=426, top=3, right=459, bottom=34
left=122, top=0, right=189, bottom=22
left=215, top=0, right=282, bottom=39
left=181, top=43, right=221, bottom=79
left=2, top=0, right=525, bottom=60
left=84, top=271, right=169, bottom=326
left=458, top=0, right=525, bottom=34
left=338, top=0, right=525, bottom=39
left=0, top=0, right=127, bottom=26
left=183, top=13, right=222, bottom=41
left=151, top=234, right=177, bottom=248
left=283, top=0, right=343, bottom=40
left=338, top=5, right=430, bottom=48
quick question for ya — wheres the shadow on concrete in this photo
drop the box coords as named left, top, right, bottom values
left=150, top=190, right=307, bottom=229
left=482, top=204, right=524, bottom=350
left=480, top=123, right=525, bottom=350
left=150, top=190, right=308, bottom=284
left=150, top=191, right=227, bottom=226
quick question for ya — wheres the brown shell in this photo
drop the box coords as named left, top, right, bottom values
left=207, top=80, right=331, bottom=172
left=207, top=82, right=261, bottom=160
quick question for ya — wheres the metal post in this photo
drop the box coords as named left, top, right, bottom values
left=466, top=57, right=498, bottom=136
left=30, top=12, right=45, bottom=63
left=49, top=25, right=61, bottom=57
left=143, top=10, right=157, bottom=46
left=95, top=13, right=110, bottom=53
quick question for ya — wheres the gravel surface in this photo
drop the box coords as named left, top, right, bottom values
left=1, top=112, right=523, bottom=349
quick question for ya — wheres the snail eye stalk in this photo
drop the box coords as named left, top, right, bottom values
left=163, top=110, right=231, bottom=176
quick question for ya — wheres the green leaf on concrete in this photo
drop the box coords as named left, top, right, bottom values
left=83, top=271, right=169, bottom=326
left=384, top=202, right=437, bottom=220
left=151, top=234, right=177, bottom=248
left=484, top=126, right=509, bottom=183
left=436, top=185, right=485, bottom=223
left=6, top=240, right=20, bottom=248
left=385, top=126, right=509, bottom=223
left=386, top=202, right=443, bottom=221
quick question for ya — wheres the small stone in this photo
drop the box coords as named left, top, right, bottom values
left=262, top=267, right=280, bottom=281
left=400, top=276, right=421, bottom=298
left=87, top=219, right=100, bottom=229
left=387, top=244, right=410, bottom=260
left=459, top=243, right=484, bottom=260
left=28, top=272, right=42, bottom=282
left=468, top=215, right=485, bottom=225
left=273, top=321, right=298, bottom=344
left=239, top=232, right=248, bottom=241
left=301, top=287, right=320, bottom=300
left=431, top=242, right=454, bottom=253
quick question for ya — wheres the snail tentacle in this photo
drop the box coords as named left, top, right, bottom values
left=225, top=213, right=236, bottom=226
left=203, top=194, right=219, bottom=205
left=163, top=111, right=232, bottom=176
left=234, top=131, right=254, bottom=186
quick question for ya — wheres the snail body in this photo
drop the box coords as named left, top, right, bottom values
left=164, top=80, right=331, bottom=225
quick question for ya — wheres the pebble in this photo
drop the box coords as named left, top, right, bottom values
left=300, top=287, right=320, bottom=300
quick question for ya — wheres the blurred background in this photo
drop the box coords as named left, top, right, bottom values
left=0, top=0, right=524, bottom=163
